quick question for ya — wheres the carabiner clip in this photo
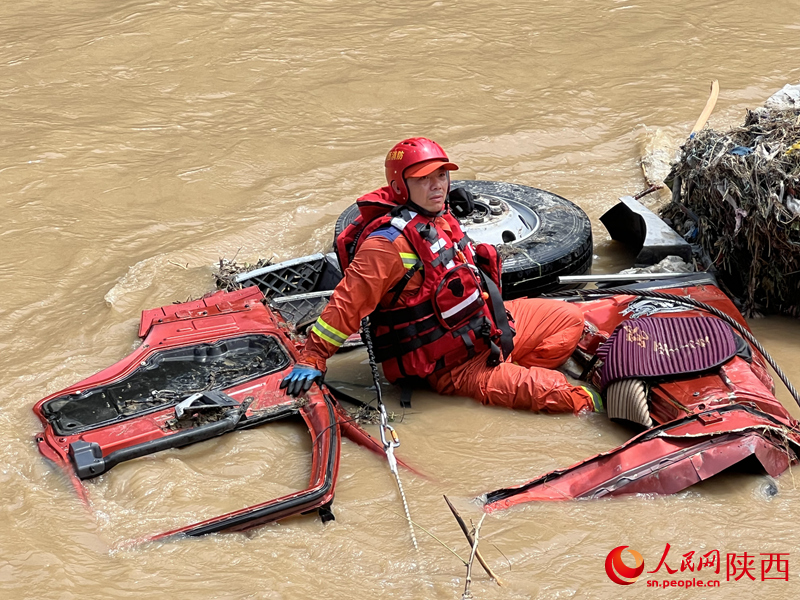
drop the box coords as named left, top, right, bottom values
left=381, top=422, right=400, bottom=449
left=379, top=404, right=400, bottom=472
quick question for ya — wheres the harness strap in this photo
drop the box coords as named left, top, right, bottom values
left=487, top=340, right=502, bottom=367
left=373, top=314, right=487, bottom=363
left=479, top=271, right=515, bottom=363
left=371, top=299, right=436, bottom=327
left=461, top=332, right=475, bottom=360
left=392, top=206, right=416, bottom=228
left=415, top=221, right=438, bottom=242
left=400, top=385, right=413, bottom=409
left=374, top=314, right=439, bottom=348
left=373, top=324, right=446, bottom=362
left=430, top=246, right=457, bottom=268
left=388, top=261, right=423, bottom=307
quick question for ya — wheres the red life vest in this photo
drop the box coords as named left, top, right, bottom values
left=335, top=187, right=398, bottom=273
left=334, top=189, right=514, bottom=383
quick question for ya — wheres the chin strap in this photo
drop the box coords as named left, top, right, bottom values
left=405, top=199, right=443, bottom=219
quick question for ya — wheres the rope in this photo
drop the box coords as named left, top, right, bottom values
left=360, top=316, right=419, bottom=551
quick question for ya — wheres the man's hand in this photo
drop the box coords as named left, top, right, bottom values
left=448, top=187, right=475, bottom=218
left=280, top=363, right=324, bottom=397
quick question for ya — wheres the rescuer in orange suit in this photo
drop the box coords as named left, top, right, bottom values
left=281, top=137, right=601, bottom=414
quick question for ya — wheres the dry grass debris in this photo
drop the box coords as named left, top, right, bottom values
left=661, top=108, right=800, bottom=316
left=214, top=257, right=272, bottom=292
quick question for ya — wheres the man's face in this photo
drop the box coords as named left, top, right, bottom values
left=406, top=166, right=449, bottom=214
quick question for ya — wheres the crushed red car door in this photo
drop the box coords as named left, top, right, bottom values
left=32, top=287, right=388, bottom=542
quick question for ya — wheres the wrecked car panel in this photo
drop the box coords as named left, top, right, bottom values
left=483, top=280, right=800, bottom=509
left=34, top=274, right=800, bottom=537
left=32, top=287, right=400, bottom=541
left=484, top=404, right=799, bottom=508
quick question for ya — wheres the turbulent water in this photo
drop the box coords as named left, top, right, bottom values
left=3, top=1, right=800, bottom=598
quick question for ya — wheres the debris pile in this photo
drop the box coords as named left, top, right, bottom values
left=214, top=257, right=272, bottom=292
left=661, top=101, right=800, bottom=317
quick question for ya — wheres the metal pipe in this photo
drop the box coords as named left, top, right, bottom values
left=558, top=272, right=699, bottom=284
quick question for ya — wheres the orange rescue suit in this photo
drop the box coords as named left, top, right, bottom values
left=301, top=202, right=593, bottom=414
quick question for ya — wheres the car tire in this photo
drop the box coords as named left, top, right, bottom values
left=333, top=180, right=592, bottom=299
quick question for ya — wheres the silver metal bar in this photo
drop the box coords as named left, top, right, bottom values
left=558, top=272, right=699, bottom=284
left=269, top=290, right=333, bottom=304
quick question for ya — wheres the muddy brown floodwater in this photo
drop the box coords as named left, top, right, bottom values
left=2, top=1, right=800, bottom=598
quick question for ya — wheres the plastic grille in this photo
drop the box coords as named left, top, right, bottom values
left=269, top=292, right=333, bottom=331
left=242, top=258, right=325, bottom=299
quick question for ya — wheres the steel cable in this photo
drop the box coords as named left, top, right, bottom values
left=544, top=287, right=800, bottom=407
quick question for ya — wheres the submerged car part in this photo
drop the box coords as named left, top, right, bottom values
left=232, top=252, right=362, bottom=343
left=605, top=378, right=652, bottom=428
left=600, top=195, right=692, bottom=267
left=485, top=404, right=799, bottom=508
left=482, top=277, right=800, bottom=510
left=33, top=287, right=401, bottom=542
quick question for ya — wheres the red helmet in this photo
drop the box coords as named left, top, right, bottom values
left=384, top=137, right=459, bottom=202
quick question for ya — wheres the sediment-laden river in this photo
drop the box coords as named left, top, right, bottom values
left=2, top=1, right=800, bottom=598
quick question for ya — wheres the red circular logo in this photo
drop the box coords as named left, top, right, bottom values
left=605, top=545, right=645, bottom=585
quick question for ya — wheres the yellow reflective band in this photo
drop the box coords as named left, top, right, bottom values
left=312, top=318, right=347, bottom=347
left=399, top=252, right=419, bottom=268
left=312, top=326, right=343, bottom=347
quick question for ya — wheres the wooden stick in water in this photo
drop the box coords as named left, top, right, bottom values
left=462, top=513, right=487, bottom=599
left=443, top=495, right=505, bottom=587
left=691, top=80, right=720, bottom=135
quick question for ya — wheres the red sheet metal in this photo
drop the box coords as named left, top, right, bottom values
left=34, top=280, right=800, bottom=534
left=484, top=405, right=799, bottom=509
left=33, top=289, right=415, bottom=542
left=483, top=282, right=800, bottom=512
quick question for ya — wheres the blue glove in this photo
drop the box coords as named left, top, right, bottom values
left=280, top=363, right=324, bottom=397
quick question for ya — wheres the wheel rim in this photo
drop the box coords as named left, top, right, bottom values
left=457, top=193, right=542, bottom=246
